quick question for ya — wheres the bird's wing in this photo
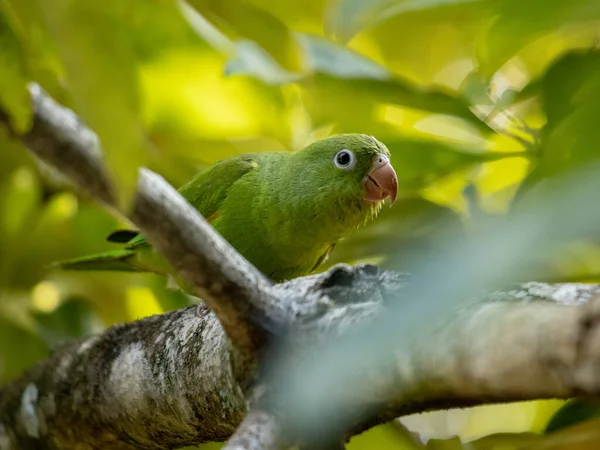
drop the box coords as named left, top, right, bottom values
left=108, top=155, right=260, bottom=250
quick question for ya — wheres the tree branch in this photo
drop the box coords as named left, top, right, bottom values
left=2, top=267, right=600, bottom=448
left=5, top=84, right=281, bottom=376
left=223, top=410, right=282, bottom=450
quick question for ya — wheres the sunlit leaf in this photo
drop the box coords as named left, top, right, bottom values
left=184, top=0, right=304, bottom=72
left=329, top=0, right=485, bottom=44
left=545, top=400, right=600, bottom=434
left=39, top=0, right=146, bottom=208
left=359, top=1, right=491, bottom=85
left=0, top=168, right=40, bottom=242
left=466, top=431, right=541, bottom=449
left=478, top=0, right=600, bottom=76
left=125, top=286, right=164, bottom=320
left=387, top=137, right=502, bottom=189
left=348, top=422, right=425, bottom=449
left=426, top=436, right=463, bottom=449
left=0, top=10, right=31, bottom=132
left=304, top=74, right=489, bottom=132
left=225, top=40, right=300, bottom=85
left=513, top=50, right=600, bottom=208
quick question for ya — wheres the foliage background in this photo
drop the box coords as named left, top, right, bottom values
left=2, top=0, right=600, bottom=448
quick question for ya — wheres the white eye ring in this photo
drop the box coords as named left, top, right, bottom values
left=333, top=149, right=356, bottom=170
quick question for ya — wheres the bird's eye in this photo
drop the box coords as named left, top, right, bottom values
left=333, top=149, right=356, bottom=170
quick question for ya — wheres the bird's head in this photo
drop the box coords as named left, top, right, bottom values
left=296, top=133, right=398, bottom=207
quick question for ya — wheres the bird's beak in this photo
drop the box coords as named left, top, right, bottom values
left=363, top=154, right=398, bottom=205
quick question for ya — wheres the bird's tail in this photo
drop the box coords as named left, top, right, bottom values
left=57, top=250, right=139, bottom=272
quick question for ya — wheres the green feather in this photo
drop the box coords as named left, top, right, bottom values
left=58, top=250, right=138, bottom=272
left=57, top=134, right=394, bottom=283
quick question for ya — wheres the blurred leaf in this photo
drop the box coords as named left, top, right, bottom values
left=224, top=32, right=488, bottom=131
left=1, top=0, right=67, bottom=103
left=0, top=310, right=48, bottom=382
left=348, top=422, right=425, bottom=449
left=39, top=0, right=146, bottom=207
left=513, top=50, right=600, bottom=208
left=329, top=197, right=464, bottom=270
left=0, top=167, right=40, bottom=238
left=0, top=168, right=41, bottom=291
left=0, top=294, right=58, bottom=401
left=33, top=297, right=100, bottom=347
left=495, top=77, right=543, bottom=109
left=533, top=417, right=600, bottom=449
left=479, top=0, right=600, bottom=75
left=545, top=400, right=600, bottom=434
left=466, top=432, right=541, bottom=449
left=122, top=1, right=208, bottom=61
left=362, top=1, right=491, bottom=85
left=245, top=0, right=327, bottom=35
left=387, top=137, right=512, bottom=189
left=303, top=74, right=488, bottom=132
left=298, top=34, right=389, bottom=79
left=0, top=10, right=31, bottom=132
left=150, top=277, right=196, bottom=312
left=224, top=32, right=390, bottom=83
left=225, top=39, right=300, bottom=84
left=329, top=0, right=485, bottom=44
left=185, top=0, right=304, bottom=72
left=426, top=437, right=463, bottom=449
left=125, top=286, right=163, bottom=320
left=0, top=0, right=36, bottom=35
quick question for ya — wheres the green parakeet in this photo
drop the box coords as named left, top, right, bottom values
left=58, top=134, right=398, bottom=282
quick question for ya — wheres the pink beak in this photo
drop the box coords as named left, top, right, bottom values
left=363, top=154, right=398, bottom=205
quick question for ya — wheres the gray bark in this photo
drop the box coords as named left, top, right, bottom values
left=1, top=269, right=600, bottom=449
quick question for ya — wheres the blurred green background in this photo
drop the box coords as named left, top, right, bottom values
left=2, top=0, right=600, bottom=448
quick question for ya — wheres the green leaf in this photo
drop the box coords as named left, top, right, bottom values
left=39, top=0, right=146, bottom=208
left=298, top=34, right=389, bottom=79
left=33, top=298, right=100, bottom=347
left=513, top=50, right=600, bottom=207
left=539, top=50, right=600, bottom=171
left=225, top=39, right=300, bottom=85
left=466, top=431, right=541, bottom=449
left=0, top=167, right=40, bottom=241
left=329, top=0, right=485, bottom=44
left=1, top=0, right=37, bottom=37
left=184, top=0, right=304, bottom=72
left=225, top=33, right=389, bottom=83
left=223, top=33, right=488, bottom=130
left=348, top=422, right=425, bottom=449
left=328, top=197, right=464, bottom=269
left=303, top=74, right=489, bottom=132
left=478, top=0, right=600, bottom=75
left=545, top=400, right=600, bottom=434
left=0, top=314, right=48, bottom=382
left=0, top=10, right=31, bottom=132
left=387, top=136, right=499, bottom=189
left=300, top=37, right=486, bottom=130
left=426, top=437, right=463, bottom=450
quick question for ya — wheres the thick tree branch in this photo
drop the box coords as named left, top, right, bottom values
left=2, top=268, right=600, bottom=448
left=3, top=84, right=280, bottom=375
